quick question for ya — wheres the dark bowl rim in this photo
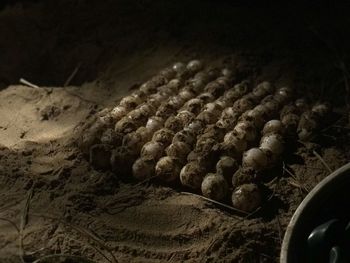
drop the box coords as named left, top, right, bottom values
left=280, top=162, right=350, bottom=263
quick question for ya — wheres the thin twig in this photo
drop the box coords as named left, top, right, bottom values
left=19, top=78, right=40, bottom=89
left=181, top=192, right=248, bottom=216
left=312, top=150, right=332, bottom=173
left=64, top=62, right=82, bottom=87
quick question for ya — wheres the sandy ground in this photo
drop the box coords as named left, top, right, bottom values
left=0, top=1, right=350, bottom=262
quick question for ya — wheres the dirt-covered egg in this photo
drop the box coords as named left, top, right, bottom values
left=164, top=115, right=184, bottom=132
left=122, top=131, right=145, bottom=153
left=152, top=128, right=175, bottom=145
left=141, top=141, right=165, bottom=161
left=201, top=173, right=228, bottom=201
left=182, top=98, right=204, bottom=114
left=221, top=68, right=233, bottom=78
left=253, top=81, right=274, bottom=98
left=242, top=148, right=268, bottom=171
left=100, top=128, right=123, bottom=146
left=231, top=183, right=262, bottom=212
left=114, top=116, right=138, bottom=134
left=263, top=100, right=279, bottom=115
left=260, top=133, right=284, bottom=156
left=155, top=156, right=181, bottom=183
left=172, top=62, right=186, bottom=74
left=135, top=126, right=153, bottom=142
left=196, top=111, right=218, bottom=124
left=223, top=131, right=248, bottom=154
left=132, top=158, right=155, bottom=181
left=186, top=60, right=203, bottom=73
left=180, top=161, right=206, bottom=189
left=159, top=67, right=176, bottom=80
left=165, top=141, right=191, bottom=160
left=119, top=95, right=142, bottom=110
left=177, top=110, right=195, bottom=126
left=262, top=120, right=285, bottom=135
left=232, top=97, right=254, bottom=112
left=216, top=156, right=239, bottom=181
left=197, top=92, right=215, bottom=104
left=281, top=113, right=300, bottom=133
left=173, top=130, right=195, bottom=145
left=185, top=119, right=206, bottom=135
left=312, top=102, right=331, bottom=116
left=110, top=105, right=128, bottom=121
left=179, top=88, right=195, bottom=101
left=234, top=121, right=257, bottom=142
left=146, top=116, right=164, bottom=132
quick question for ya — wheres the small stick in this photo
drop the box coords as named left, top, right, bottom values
left=181, top=191, right=248, bottom=216
left=312, top=150, right=332, bottom=173
left=64, top=62, right=82, bottom=87
left=19, top=78, right=40, bottom=89
left=19, top=187, right=33, bottom=263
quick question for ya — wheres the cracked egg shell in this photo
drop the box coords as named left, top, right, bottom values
left=132, top=158, right=155, bottom=181
left=232, top=183, right=262, bottom=212
left=155, top=156, right=181, bottom=183
left=201, top=173, right=228, bottom=201
left=141, top=141, right=165, bottom=161
left=180, top=161, right=206, bottom=189
left=152, top=128, right=175, bottom=145
left=165, top=141, right=191, bottom=160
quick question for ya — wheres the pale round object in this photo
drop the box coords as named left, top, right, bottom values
left=197, top=92, right=215, bottom=104
left=223, top=132, right=247, bottom=154
left=172, top=130, right=196, bottom=145
left=232, top=184, right=262, bottom=212
left=179, top=89, right=195, bottom=101
left=186, top=60, right=203, bottom=73
left=201, top=173, right=228, bottom=201
left=164, top=116, right=183, bottom=132
left=172, top=62, right=186, bottom=74
left=221, top=68, right=233, bottom=78
left=312, top=103, right=331, bottom=116
left=260, top=134, right=284, bottom=155
left=167, top=79, right=182, bottom=91
left=186, top=120, right=205, bottom=134
left=242, top=148, right=268, bottom=171
left=234, top=121, right=257, bottom=142
left=135, top=126, right=153, bottom=141
left=122, top=131, right=145, bottom=153
left=119, top=96, right=142, bottom=110
left=182, top=98, right=203, bottom=114
left=165, top=141, right=191, bottom=160
left=180, top=161, right=206, bottom=189
left=110, top=106, right=128, bottom=121
left=132, top=158, right=155, bottom=181
left=155, top=156, right=181, bottom=183
left=152, top=128, right=175, bottom=145
left=114, top=117, right=137, bottom=134
left=146, top=116, right=164, bottom=132
left=216, top=156, right=239, bottom=180
left=141, top=141, right=165, bottom=161
left=262, top=120, right=284, bottom=135
left=263, top=100, right=279, bottom=114
left=241, top=109, right=265, bottom=128
left=177, top=110, right=195, bottom=126
left=196, top=111, right=217, bottom=124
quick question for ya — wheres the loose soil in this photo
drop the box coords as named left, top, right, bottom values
left=0, top=1, right=349, bottom=262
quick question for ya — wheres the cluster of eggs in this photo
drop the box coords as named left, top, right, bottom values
left=80, top=60, right=332, bottom=213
